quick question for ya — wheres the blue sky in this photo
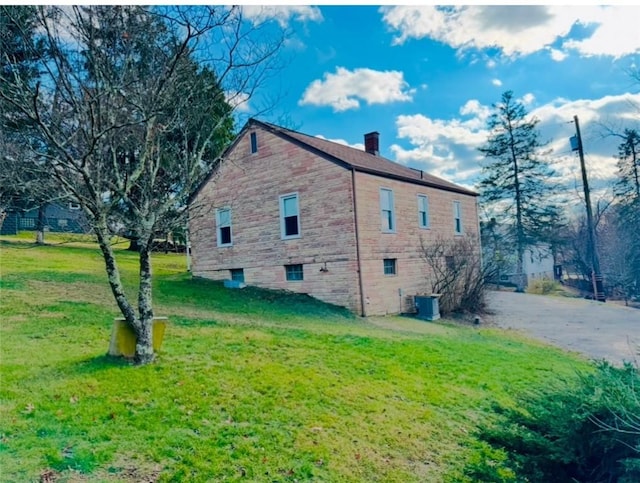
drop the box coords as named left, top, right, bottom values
left=234, top=5, right=640, bottom=198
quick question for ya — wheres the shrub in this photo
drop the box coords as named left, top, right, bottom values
left=526, top=278, right=562, bottom=295
left=420, top=234, right=491, bottom=314
left=466, top=361, right=640, bottom=482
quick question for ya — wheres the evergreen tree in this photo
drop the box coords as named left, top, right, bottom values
left=615, top=128, right=640, bottom=204
left=611, top=128, right=640, bottom=300
left=478, top=91, right=561, bottom=292
left=0, top=6, right=55, bottom=241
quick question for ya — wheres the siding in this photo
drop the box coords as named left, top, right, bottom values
left=353, top=171, right=479, bottom=315
left=189, top=126, right=362, bottom=312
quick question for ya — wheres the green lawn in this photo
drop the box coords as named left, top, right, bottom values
left=0, top=235, right=590, bottom=482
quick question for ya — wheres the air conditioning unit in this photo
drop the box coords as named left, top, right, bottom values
left=414, top=294, right=441, bottom=321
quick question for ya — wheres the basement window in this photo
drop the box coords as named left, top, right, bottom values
left=285, top=264, right=304, bottom=281
left=230, top=268, right=244, bottom=283
left=383, top=258, right=397, bottom=276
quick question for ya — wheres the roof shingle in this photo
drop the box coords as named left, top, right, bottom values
left=255, top=119, right=477, bottom=197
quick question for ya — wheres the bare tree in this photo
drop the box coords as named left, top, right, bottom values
left=0, top=6, right=286, bottom=364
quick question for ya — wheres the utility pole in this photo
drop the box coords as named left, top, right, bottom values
left=571, top=115, right=605, bottom=301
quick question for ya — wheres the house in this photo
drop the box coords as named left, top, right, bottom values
left=0, top=202, right=89, bottom=235
left=189, top=119, right=480, bottom=316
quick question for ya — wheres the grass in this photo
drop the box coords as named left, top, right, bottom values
left=0, top=234, right=591, bottom=482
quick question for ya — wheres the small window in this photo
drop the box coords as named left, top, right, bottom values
left=216, top=207, right=232, bottom=246
left=285, top=264, right=304, bottom=281
left=380, top=188, right=395, bottom=233
left=453, top=201, right=463, bottom=234
left=250, top=132, right=257, bottom=153
left=280, top=193, right=300, bottom=239
left=68, top=202, right=80, bottom=210
left=383, top=258, right=397, bottom=276
left=418, top=195, right=429, bottom=228
left=230, top=269, right=244, bottom=283
left=58, top=219, right=68, bottom=228
left=20, top=218, right=36, bottom=229
left=445, top=255, right=456, bottom=271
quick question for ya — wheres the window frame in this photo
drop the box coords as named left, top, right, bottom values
left=250, top=132, right=258, bottom=154
left=453, top=200, right=463, bottom=235
left=216, top=207, right=233, bottom=247
left=383, top=258, right=397, bottom=276
left=285, top=264, right=304, bottom=281
left=279, top=192, right=301, bottom=240
left=380, top=188, right=396, bottom=233
left=417, top=194, right=430, bottom=229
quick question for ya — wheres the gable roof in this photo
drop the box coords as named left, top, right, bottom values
left=253, top=119, right=477, bottom=197
left=190, top=118, right=478, bottom=203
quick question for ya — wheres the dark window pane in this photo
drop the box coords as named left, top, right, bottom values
left=383, top=258, right=396, bottom=275
left=285, top=264, right=303, bottom=281
left=220, top=226, right=231, bottom=245
left=446, top=256, right=456, bottom=270
left=250, top=132, right=257, bottom=153
left=230, top=269, right=244, bottom=282
left=284, top=215, right=299, bottom=236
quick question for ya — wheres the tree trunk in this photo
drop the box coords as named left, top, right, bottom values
left=35, top=204, right=46, bottom=244
left=135, top=242, right=155, bottom=364
left=516, top=245, right=526, bottom=293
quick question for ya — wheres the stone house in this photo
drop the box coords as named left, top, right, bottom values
left=189, top=119, right=480, bottom=316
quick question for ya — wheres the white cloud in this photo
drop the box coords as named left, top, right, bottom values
left=315, top=135, right=364, bottom=151
left=225, top=91, right=251, bottom=113
left=492, top=78, right=502, bottom=87
left=550, top=48, right=568, bottom=62
left=380, top=5, right=640, bottom=59
left=242, top=6, right=323, bottom=27
left=520, top=93, right=535, bottom=106
left=389, top=92, right=640, bottom=191
left=299, top=67, right=416, bottom=112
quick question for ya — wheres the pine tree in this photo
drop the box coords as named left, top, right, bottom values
left=611, top=129, right=640, bottom=300
left=0, top=6, right=54, bottom=240
left=478, top=91, right=561, bottom=292
left=615, top=128, right=640, bottom=204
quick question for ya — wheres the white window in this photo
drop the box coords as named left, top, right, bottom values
left=380, top=188, right=395, bottom=233
left=418, top=195, right=429, bottom=228
left=280, top=193, right=300, bottom=239
left=216, top=207, right=232, bottom=246
left=453, top=201, right=463, bottom=234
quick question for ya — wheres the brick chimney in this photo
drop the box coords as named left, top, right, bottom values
left=364, top=131, right=379, bottom=156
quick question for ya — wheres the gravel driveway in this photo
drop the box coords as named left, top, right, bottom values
left=486, top=290, right=640, bottom=365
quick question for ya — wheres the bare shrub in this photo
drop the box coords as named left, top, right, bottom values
left=421, top=234, right=492, bottom=315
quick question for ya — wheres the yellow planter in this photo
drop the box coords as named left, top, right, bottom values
left=108, top=317, right=167, bottom=358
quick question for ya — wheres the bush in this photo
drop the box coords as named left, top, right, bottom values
left=526, top=278, right=562, bottom=295
left=466, top=361, right=640, bottom=482
left=420, top=234, right=490, bottom=314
